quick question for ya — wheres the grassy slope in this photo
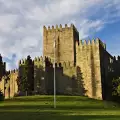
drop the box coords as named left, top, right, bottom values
left=0, top=95, right=120, bottom=120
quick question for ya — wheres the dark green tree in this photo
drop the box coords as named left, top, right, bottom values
left=112, top=78, right=120, bottom=96
left=0, top=89, right=4, bottom=101
left=17, top=55, right=34, bottom=95
left=25, top=55, right=34, bottom=94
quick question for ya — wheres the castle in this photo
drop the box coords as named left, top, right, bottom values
left=0, top=24, right=117, bottom=100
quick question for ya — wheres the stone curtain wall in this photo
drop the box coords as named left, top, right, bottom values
left=99, top=42, right=114, bottom=100
left=0, top=24, right=116, bottom=100
left=9, top=70, right=18, bottom=98
left=34, top=57, right=46, bottom=94
left=76, top=39, right=102, bottom=99
left=44, top=57, right=84, bottom=95
left=0, top=70, right=18, bottom=99
left=0, top=77, right=5, bottom=95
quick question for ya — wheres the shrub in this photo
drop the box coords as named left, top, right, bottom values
left=0, top=89, right=4, bottom=101
left=64, top=87, right=73, bottom=95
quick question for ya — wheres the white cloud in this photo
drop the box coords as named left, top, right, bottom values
left=0, top=14, right=18, bottom=32
left=0, top=0, right=120, bottom=70
left=78, top=19, right=104, bottom=39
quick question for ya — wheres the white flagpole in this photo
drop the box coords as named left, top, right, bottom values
left=54, top=34, right=56, bottom=108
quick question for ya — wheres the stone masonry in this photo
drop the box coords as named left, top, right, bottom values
left=0, top=24, right=115, bottom=100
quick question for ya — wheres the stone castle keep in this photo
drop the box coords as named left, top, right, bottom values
left=0, top=24, right=117, bottom=100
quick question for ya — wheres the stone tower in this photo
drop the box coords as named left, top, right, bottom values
left=76, top=38, right=113, bottom=99
left=43, top=24, right=79, bottom=65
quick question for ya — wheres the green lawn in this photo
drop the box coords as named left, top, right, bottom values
left=0, top=95, right=120, bottom=120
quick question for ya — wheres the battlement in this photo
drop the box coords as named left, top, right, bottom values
left=19, top=58, right=27, bottom=65
left=115, top=56, right=120, bottom=61
left=44, top=56, right=74, bottom=69
left=34, top=56, right=44, bottom=62
left=45, top=61, right=74, bottom=69
left=43, top=24, right=79, bottom=34
left=44, top=56, right=53, bottom=62
left=43, top=24, right=73, bottom=31
left=58, top=61, right=74, bottom=68
left=9, top=69, right=18, bottom=74
left=76, top=38, right=106, bottom=49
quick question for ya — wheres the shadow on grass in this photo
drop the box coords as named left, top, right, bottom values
left=0, top=112, right=120, bottom=120
left=4, top=96, right=102, bottom=102
left=0, top=104, right=119, bottom=110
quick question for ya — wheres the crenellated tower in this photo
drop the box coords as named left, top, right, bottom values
left=76, top=38, right=113, bottom=99
left=0, top=23, right=116, bottom=100
left=43, top=24, right=79, bottom=65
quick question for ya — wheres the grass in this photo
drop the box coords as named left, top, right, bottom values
left=0, top=95, right=120, bottom=120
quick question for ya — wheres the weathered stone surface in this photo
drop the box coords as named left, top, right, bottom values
left=0, top=24, right=114, bottom=100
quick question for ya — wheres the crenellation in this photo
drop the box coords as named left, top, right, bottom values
left=8, top=70, right=10, bottom=74
left=79, top=40, right=83, bottom=45
left=65, top=24, right=68, bottom=28
left=45, top=61, right=74, bottom=69
left=117, top=56, right=120, bottom=61
left=76, top=40, right=79, bottom=46
left=13, top=69, right=15, bottom=73
left=70, top=23, right=74, bottom=28
left=60, top=24, right=62, bottom=29
left=48, top=26, right=50, bottom=30
left=38, top=57, right=40, bottom=61
left=10, top=70, right=13, bottom=74
left=52, top=25, right=54, bottom=29
left=0, top=24, right=116, bottom=100
left=3, top=62, right=6, bottom=66
left=83, top=40, right=87, bottom=45
left=43, top=26, right=47, bottom=30
left=15, top=69, right=18, bottom=72
left=49, top=61, right=73, bottom=69
left=40, top=56, right=43, bottom=60
left=56, top=24, right=58, bottom=29
left=43, top=24, right=78, bottom=33
left=96, top=38, right=100, bottom=44
left=34, top=57, right=37, bottom=61
left=62, top=62, right=66, bottom=68
left=21, top=59, right=25, bottom=64
left=77, top=39, right=101, bottom=47
left=98, top=39, right=106, bottom=49
left=92, top=39, right=95, bottom=45
left=19, top=60, right=21, bottom=65
left=71, top=23, right=79, bottom=34
left=88, top=40, right=91, bottom=45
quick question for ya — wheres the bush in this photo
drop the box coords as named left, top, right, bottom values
left=0, top=89, right=4, bottom=101
left=64, top=87, right=73, bottom=95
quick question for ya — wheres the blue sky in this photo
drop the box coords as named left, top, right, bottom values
left=0, top=0, right=120, bottom=70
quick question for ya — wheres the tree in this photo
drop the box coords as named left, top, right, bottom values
left=112, top=78, right=120, bottom=96
left=0, top=89, right=4, bottom=101
left=17, top=55, right=34, bottom=95
left=25, top=55, right=34, bottom=94
left=112, top=77, right=120, bottom=102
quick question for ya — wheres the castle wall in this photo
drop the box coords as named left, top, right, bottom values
left=45, top=66, right=54, bottom=94
left=99, top=43, right=113, bottom=100
left=0, top=77, right=5, bottom=95
left=0, top=54, right=6, bottom=97
left=34, top=56, right=46, bottom=94
left=4, top=80, right=10, bottom=99
left=43, top=24, right=79, bottom=65
left=0, top=24, right=116, bottom=100
left=58, top=66, right=77, bottom=94
left=9, top=70, right=18, bottom=98
left=76, top=39, right=102, bottom=99
left=0, top=70, right=19, bottom=99
left=44, top=61, right=83, bottom=95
